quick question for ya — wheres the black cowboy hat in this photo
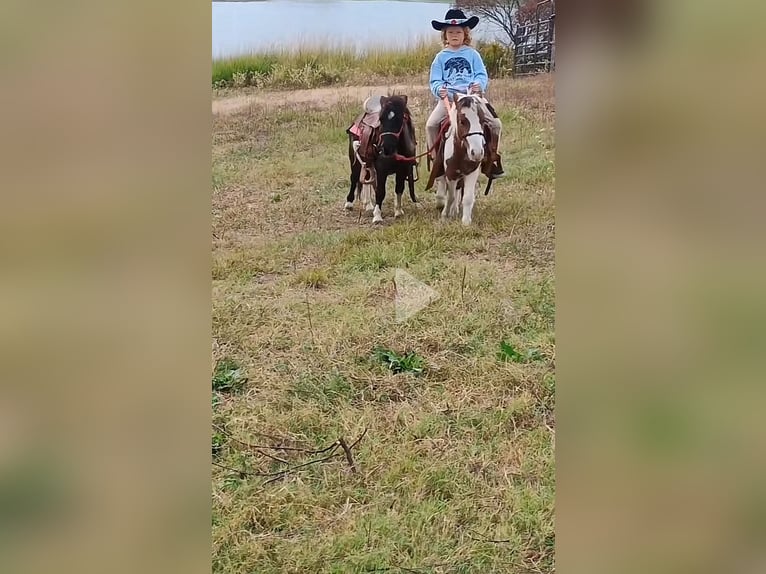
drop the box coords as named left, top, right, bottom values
left=431, top=8, right=480, bottom=31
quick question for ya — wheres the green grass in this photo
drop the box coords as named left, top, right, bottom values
left=212, top=74, right=555, bottom=573
left=212, top=40, right=514, bottom=89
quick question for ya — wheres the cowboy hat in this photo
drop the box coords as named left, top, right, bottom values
left=431, top=8, right=479, bottom=31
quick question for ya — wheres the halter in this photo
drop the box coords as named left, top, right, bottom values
left=453, top=98, right=485, bottom=144
left=377, top=111, right=417, bottom=163
left=461, top=130, right=485, bottom=140
left=377, top=112, right=410, bottom=145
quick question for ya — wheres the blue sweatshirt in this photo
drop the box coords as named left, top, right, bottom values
left=429, top=45, right=489, bottom=100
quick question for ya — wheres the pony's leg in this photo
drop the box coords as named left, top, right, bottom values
left=461, top=169, right=480, bottom=226
left=373, top=169, right=386, bottom=224
left=360, top=165, right=375, bottom=212
left=345, top=160, right=362, bottom=209
left=435, top=176, right=447, bottom=209
left=364, top=183, right=375, bottom=212
left=394, top=169, right=406, bottom=218
left=442, top=178, right=458, bottom=221
left=448, top=179, right=461, bottom=219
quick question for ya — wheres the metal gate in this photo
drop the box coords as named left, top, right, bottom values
left=513, top=0, right=556, bottom=76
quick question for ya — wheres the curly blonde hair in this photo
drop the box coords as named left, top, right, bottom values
left=441, top=26, right=473, bottom=47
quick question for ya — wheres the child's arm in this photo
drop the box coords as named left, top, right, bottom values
left=472, top=50, right=489, bottom=93
left=429, top=54, right=445, bottom=98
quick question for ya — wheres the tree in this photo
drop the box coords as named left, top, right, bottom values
left=456, top=0, right=553, bottom=47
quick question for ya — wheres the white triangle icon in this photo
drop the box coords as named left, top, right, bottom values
left=394, top=268, right=440, bottom=323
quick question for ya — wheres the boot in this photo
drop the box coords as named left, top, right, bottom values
left=491, top=153, right=505, bottom=179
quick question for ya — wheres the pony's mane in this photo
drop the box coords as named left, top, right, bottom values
left=457, top=94, right=480, bottom=110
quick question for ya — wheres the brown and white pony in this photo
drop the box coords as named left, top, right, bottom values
left=428, top=94, right=487, bottom=226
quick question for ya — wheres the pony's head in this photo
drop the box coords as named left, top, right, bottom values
left=378, top=95, right=409, bottom=157
left=453, top=94, right=485, bottom=163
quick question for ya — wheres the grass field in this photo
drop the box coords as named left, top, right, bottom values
left=212, top=73, right=555, bottom=573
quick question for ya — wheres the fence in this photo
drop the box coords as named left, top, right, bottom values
left=513, top=0, right=555, bottom=76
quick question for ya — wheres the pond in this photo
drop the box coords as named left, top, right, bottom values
left=212, top=0, right=503, bottom=59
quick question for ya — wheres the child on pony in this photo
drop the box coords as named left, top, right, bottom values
left=426, top=8, right=505, bottom=179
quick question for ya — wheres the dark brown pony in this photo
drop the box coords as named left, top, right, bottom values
left=346, top=95, right=418, bottom=223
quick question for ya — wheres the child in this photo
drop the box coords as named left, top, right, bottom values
left=426, top=8, right=504, bottom=178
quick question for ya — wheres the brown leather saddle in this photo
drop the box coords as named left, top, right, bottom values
left=347, top=95, right=384, bottom=164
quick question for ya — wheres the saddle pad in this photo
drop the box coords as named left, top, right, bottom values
left=361, top=111, right=380, bottom=128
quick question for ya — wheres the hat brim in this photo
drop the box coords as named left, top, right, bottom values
left=431, top=16, right=479, bottom=31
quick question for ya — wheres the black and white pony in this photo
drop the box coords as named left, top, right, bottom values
left=345, top=95, right=418, bottom=223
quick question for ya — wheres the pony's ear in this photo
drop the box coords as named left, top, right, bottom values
left=401, top=95, right=408, bottom=105
left=380, top=96, right=390, bottom=108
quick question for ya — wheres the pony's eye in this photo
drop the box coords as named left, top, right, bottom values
left=388, top=111, right=395, bottom=120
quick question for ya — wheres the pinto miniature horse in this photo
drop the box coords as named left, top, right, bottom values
left=345, top=95, right=418, bottom=224
left=426, top=94, right=489, bottom=226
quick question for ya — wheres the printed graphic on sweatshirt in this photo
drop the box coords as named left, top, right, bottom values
left=443, top=56, right=473, bottom=84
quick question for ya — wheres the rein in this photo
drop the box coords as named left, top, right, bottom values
left=377, top=112, right=423, bottom=163
left=372, top=94, right=484, bottom=165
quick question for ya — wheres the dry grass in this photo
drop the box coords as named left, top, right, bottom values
left=212, top=40, right=513, bottom=90
left=212, top=74, right=555, bottom=574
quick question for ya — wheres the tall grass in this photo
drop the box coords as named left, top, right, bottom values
left=212, top=39, right=513, bottom=89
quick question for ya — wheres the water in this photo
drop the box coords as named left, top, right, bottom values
left=212, top=0, right=502, bottom=59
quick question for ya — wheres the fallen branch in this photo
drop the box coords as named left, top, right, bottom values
left=338, top=437, right=356, bottom=473
left=213, top=425, right=341, bottom=455
left=262, top=444, right=342, bottom=485
left=465, top=527, right=511, bottom=544
left=212, top=461, right=267, bottom=478
left=348, top=427, right=368, bottom=450
left=213, top=428, right=368, bottom=486
left=366, top=563, right=459, bottom=573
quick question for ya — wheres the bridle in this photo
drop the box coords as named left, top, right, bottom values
left=376, top=110, right=418, bottom=164
left=377, top=111, right=409, bottom=145
left=453, top=98, right=485, bottom=144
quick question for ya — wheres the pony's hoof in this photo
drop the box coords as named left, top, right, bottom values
left=373, top=206, right=384, bottom=224
left=344, top=201, right=354, bottom=210
left=394, top=209, right=404, bottom=218
left=365, top=204, right=375, bottom=213
left=435, top=198, right=445, bottom=209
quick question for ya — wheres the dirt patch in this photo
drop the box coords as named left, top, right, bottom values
left=212, top=75, right=555, bottom=118
left=213, top=84, right=425, bottom=116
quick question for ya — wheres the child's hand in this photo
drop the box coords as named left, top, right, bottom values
left=469, top=83, right=482, bottom=94
left=438, top=85, right=448, bottom=98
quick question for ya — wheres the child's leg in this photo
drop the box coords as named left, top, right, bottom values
left=426, top=100, right=448, bottom=160
left=478, top=100, right=502, bottom=145
left=478, top=100, right=505, bottom=176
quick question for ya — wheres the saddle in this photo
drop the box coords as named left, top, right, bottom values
left=347, top=95, right=384, bottom=164
left=347, top=95, right=418, bottom=166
